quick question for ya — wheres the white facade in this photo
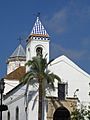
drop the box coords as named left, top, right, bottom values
left=2, top=16, right=90, bottom=120
left=3, top=82, right=46, bottom=120
left=26, top=38, right=49, bottom=62
left=7, top=60, right=25, bottom=74
left=3, top=55, right=90, bottom=120
left=49, top=55, right=90, bottom=104
left=3, top=84, right=26, bottom=120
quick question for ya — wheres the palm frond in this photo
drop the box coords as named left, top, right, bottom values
left=25, top=79, right=31, bottom=95
left=45, top=73, right=55, bottom=90
left=21, top=72, right=37, bottom=84
left=32, top=95, right=38, bottom=110
left=52, top=74, right=61, bottom=82
left=45, top=72, right=61, bottom=90
left=25, top=60, right=33, bottom=66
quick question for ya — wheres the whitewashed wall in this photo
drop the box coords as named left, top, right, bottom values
left=26, top=39, right=49, bottom=62
left=49, top=55, right=90, bottom=103
left=3, top=55, right=90, bottom=120
left=7, top=61, right=25, bottom=74
left=3, top=81, right=47, bottom=120
left=4, top=79, right=19, bottom=94
left=3, top=85, right=26, bottom=120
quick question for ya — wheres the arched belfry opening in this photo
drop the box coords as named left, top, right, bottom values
left=53, top=106, right=71, bottom=120
left=36, top=47, right=43, bottom=57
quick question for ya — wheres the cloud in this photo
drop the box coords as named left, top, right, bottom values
left=50, top=42, right=87, bottom=60
left=43, top=1, right=90, bottom=61
left=46, top=0, right=90, bottom=32
left=43, top=1, right=90, bottom=35
left=44, top=9, right=67, bottom=34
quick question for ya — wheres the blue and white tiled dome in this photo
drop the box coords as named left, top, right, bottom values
left=30, top=17, right=49, bottom=37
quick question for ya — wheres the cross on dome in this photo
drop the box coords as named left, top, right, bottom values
left=30, top=16, right=49, bottom=37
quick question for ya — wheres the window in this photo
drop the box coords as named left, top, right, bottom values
left=36, top=47, right=43, bottom=57
left=28, top=48, right=30, bottom=51
left=58, top=83, right=66, bottom=100
left=16, top=107, right=19, bottom=120
left=7, top=111, right=10, bottom=120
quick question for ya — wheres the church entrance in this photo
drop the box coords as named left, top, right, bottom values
left=53, top=106, right=71, bottom=120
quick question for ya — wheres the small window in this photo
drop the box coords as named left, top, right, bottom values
left=16, top=107, right=19, bottom=120
left=7, top=111, right=10, bottom=120
left=28, top=48, right=30, bottom=51
left=58, top=83, right=66, bottom=100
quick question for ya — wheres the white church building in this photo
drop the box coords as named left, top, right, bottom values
left=2, top=16, right=90, bottom=120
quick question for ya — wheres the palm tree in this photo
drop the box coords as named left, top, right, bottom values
left=21, top=55, right=61, bottom=120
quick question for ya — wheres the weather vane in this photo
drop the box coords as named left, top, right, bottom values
left=17, top=37, right=23, bottom=44
left=37, top=12, right=40, bottom=17
left=33, top=12, right=41, bottom=18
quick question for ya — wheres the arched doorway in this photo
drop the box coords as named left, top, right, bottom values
left=53, top=106, right=71, bottom=120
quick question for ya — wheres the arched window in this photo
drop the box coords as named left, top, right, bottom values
left=36, top=47, right=43, bottom=57
left=7, top=111, right=10, bottom=120
left=16, top=106, right=19, bottom=120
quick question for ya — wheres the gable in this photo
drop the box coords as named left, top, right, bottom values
left=50, top=55, right=90, bottom=79
left=49, top=55, right=90, bottom=102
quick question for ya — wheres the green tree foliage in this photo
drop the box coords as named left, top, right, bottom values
left=71, top=104, right=90, bottom=120
left=86, top=105, right=90, bottom=120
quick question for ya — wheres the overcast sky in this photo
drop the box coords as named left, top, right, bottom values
left=0, top=0, right=90, bottom=78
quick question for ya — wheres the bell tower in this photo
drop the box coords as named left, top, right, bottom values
left=26, top=16, right=50, bottom=63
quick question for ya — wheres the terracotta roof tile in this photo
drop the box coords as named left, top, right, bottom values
left=5, top=66, right=26, bottom=80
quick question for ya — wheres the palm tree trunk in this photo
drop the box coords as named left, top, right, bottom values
left=38, top=79, right=43, bottom=120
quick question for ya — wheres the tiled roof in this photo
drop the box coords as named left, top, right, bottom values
left=30, top=17, right=49, bottom=37
left=10, top=44, right=26, bottom=58
left=5, top=66, right=26, bottom=80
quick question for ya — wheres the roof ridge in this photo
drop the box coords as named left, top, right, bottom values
left=50, top=55, right=90, bottom=79
left=17, top=44, right=21, bottom=56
